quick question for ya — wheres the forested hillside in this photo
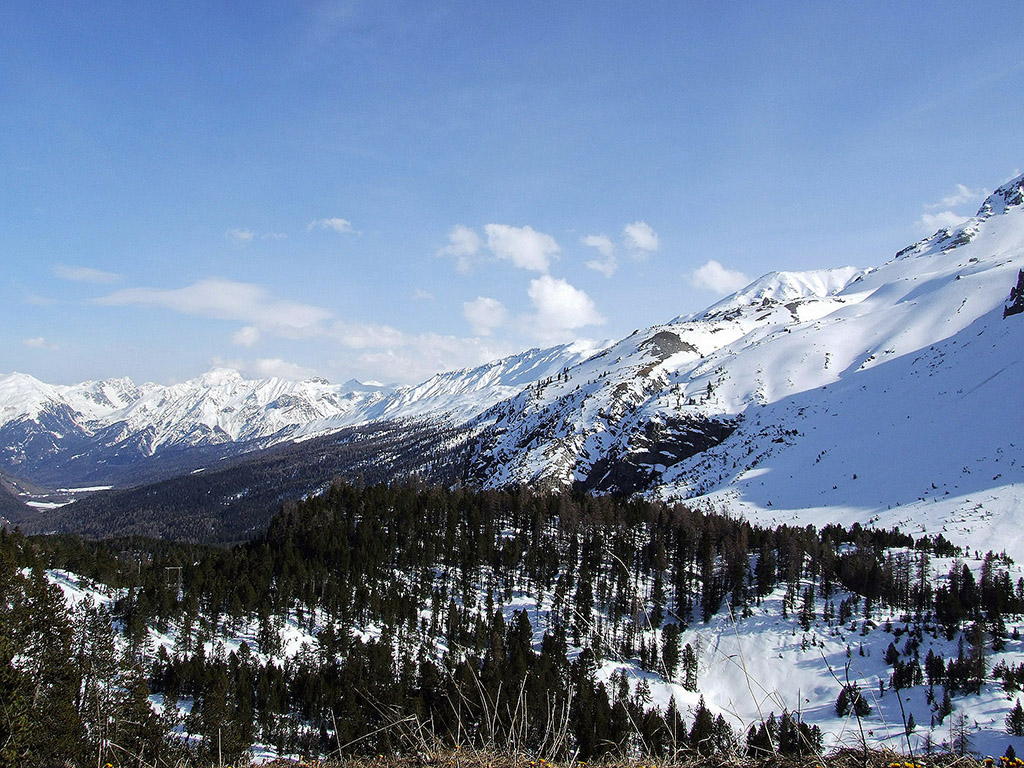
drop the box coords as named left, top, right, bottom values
left=16, top=420, right=472, bottom=541
left=5, top=484, right=1024, bottom=764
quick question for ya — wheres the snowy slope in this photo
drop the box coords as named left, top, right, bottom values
left=42, top=547, right=1024, bottom=759
left=467, top=174, right=1024, bottom=560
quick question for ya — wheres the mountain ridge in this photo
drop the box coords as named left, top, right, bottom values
left=4, top=172, right=1024, bottom=560
left=0, top=341, right=600, bottom=487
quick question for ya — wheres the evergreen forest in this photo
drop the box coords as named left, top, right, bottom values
left=2, top=482, right=1022, bottom=766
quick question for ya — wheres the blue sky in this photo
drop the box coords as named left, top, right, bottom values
left=3, top=2, right=1023, bottom=385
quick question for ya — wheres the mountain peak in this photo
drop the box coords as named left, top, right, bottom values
left=896, top=172, right=1024, bottom=260
left=977, top=172, right=1024, bottom=219
left=698, top=266, right=865, bottom=319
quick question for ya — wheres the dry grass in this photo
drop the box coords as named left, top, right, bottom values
left=251, top=749, right=1001, bottom=768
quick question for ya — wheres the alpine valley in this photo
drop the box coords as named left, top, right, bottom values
left=5, top=174, right=1024, bottom=766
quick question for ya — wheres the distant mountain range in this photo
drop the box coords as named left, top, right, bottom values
left=0, top=342, right=600, bottom=487
left=4, top=173, right=1024, bottom=557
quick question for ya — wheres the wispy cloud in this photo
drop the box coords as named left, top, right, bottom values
left=304, top=1, right=358, bottom=48
left=92, top=276, right=516, bottom=385
left=329, top=321, right=408, bottom=350
left=917, top=183, right=987, bottom=232
left=351, top=333, right=513, bottom=386
left=582, top=233, right=614, bottom=258
left=211, top=355, right=319, bottom=381
left=23, top=293, right=56, bottom=306
left=251, top=357, right=319, bottom=379
left=689, top=259, right=750, bottom=294
left=307, top=217, right=354, bottom=234
left=582, top=233, right=618, bottom=277
left=926, top=183, right=986, bottom=210
left=227, top=228, right=288, bottom=244
left=918, top=210, right=970, bottom=232
left=225, top=228, right=256, bottom=245
left=52, top=264, right=122, bottom=284
left=96, top=279, right=333, bottom=338
left=623, top=221, right=659, bottom=257
left=231, top=325, right=261, bottom=347
left=23, top=336, right=56, bottom=350
left=436, top=225, right=482, bottom=273
left=463, top=296, right=508, bottom=336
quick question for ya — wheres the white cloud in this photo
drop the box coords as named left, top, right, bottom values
left=927, top=183, right=986, bottom=209
left=226, top=228, right=256, bottom=245
left=329, top=321, right=408, bottom=349
left=526, top=275, right=604, bottom=343
left=463, top=296, right=508, bottom=336
left=211, top=356, right=319, bottom=381
left=585, top=256, right=618, bottom=278
left=351, top=334, right=512, bottom=385
left=917, top=183, right=987, bottom=232
left=23, top=336, right=56, bottom=350
left=689, top=260, right=751, bottom=294
left=581, top=234, right=614, bottom=258
left=231, top=325, right=261, bottom=347
left=227, top=228, right=289, bottom=244
left=412, top=288, right=434, bottom=300
left=485, top=224, right=559, bottom=273
left=307, top=217, right=354, bottom=234
left=52, top=264, right=122, bottom=283
left=436, top=225, right=482, bottom=273
left=96, top=279, right=333, bottom=338
left=252, top=358, right=319, bottom=380
left=582, top=234, right=618, bottom=277
left=623, top=221, right=659, bottom=256
left=918, top=210, right=970, bottom=232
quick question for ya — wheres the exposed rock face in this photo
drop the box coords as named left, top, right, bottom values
left=1005, top=269, right=1024, bottom=318
left=575, top=414, right=737, bottom=495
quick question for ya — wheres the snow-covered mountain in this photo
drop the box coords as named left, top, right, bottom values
left=464, top=173, right=1024, bottom=559
left=0, top=342, right=600, bottom=486
left=5, top=173, right=1024, bottom=561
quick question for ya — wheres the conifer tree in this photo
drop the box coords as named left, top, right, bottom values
left=689, top=696, right=715, bottom=755
left=662, top=623, right=681, bottom=678
left=1007, top=699, right=1024, bottom=736
left=681, top=642, right=698, bottom=691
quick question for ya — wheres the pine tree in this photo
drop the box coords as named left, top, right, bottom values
left=681, top=642, right=698, bottom=691
left=663, top=696, right=686, bottom=753
left=938, top=686, right=954, bottom=723
left=953, top=711, right=974, bottom=756
left=905, top=711, right=916, bottom=736
left=662, top=624, right=681, bottom=678
left=835, top=683, right=870, bottom=717
left=1006, top=698, right=1024, bottom=736
left=0, top=638, right=34, bottom=765
left=746, top=716, right=777, bottom=760
left=689, top=696, right=715, bottom=755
